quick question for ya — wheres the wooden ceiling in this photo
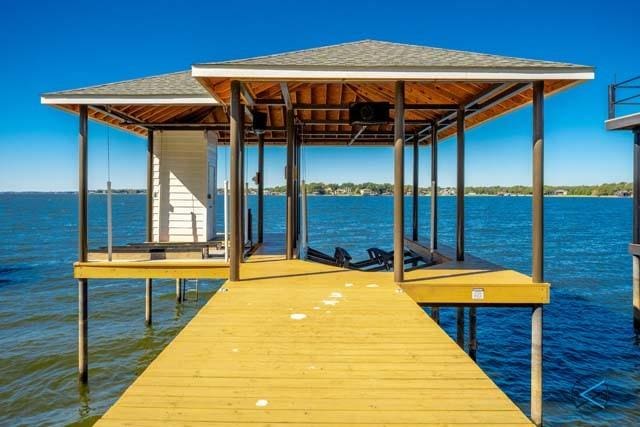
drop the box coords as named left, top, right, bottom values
left=56, top=79, right=577, bottom=146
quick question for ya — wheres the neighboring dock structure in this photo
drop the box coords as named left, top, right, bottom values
left=606, top=75, right=640, bottom=332
left=41, top=40, right=594, bottom=425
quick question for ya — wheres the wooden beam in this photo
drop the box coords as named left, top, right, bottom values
left=402, top=283, right=550, bottom=305
left=394, top=81, right=405, bottom=283
left=281, top=83, right=293, bottom=110
left=240, top=83, right=256, bottom=106
left=229, top=81, right=241, bottom=281
left=255, top=101, right=462, bottom=111
left=74, top=261, right=230, bottom=279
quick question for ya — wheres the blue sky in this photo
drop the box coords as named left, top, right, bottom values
left=0, top=0, right=638, bottom=191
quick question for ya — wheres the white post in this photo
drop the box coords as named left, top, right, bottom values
left=300, top=179, right=308, bottom=258
left=107, top=180, right=113, bottom=261
left=224, top=180, right=229, bottom=263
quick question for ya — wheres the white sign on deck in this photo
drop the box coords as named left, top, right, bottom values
left=472, top=288, right=485, bottom=300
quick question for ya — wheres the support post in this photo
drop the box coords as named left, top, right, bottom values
left=430, top=123, right=438, bottom=251
left=469, top=307, right=477, bottom=361
left=145, top=279, right=152, bottom=325
left=145, top=131, right=154, bottom=326
left=78, top=105, right=88, bottom=383
left=431, top=307, right=440, bottom=324
left=532, top=81, right=544, bottom=284
left=634, top=129, right=640, bottom=332
left=176, top=279, right=182, bottom=303
left=229, top=80, right=241, bottom=280
left=394, top=81, right=405, bottom=283
left=412, top=133, right=419, bottom=242
left=531, top=305, right=543, bottom=426
left=286, top=109, right=295, bottom=259
left=257, top=133, right=264, bottom=244
left=239, top=108, right=246, bottom=258
left=456, top=107, right=465, bottom=261
left=531, top=80, right=544, bottom=426
left=456, top=307, right=465, bottom=348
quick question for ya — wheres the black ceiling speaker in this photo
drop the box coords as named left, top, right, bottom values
left=349, top=102, right=390, bottom=125
left=252, top=111, right=268, bottom=135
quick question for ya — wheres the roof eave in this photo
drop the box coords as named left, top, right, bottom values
left=40, top=93, right=219, bottom=105
left=191, top=64, right=594, bottom=82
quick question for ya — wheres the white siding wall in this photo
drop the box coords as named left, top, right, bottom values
left=152, top=130, right=208, bottom=242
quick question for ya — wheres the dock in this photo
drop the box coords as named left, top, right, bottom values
left=40, top=40, right=594, bottom=425
left=95, top=255, right=534, bottom=426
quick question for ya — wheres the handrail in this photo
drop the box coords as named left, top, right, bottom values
left=609, top=75, right=640, bottom=119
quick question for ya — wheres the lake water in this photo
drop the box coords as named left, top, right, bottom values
left=1, top=193, right=639, bottom=425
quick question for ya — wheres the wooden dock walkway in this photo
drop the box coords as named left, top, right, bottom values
left=96, top=255, right=533, bottom=426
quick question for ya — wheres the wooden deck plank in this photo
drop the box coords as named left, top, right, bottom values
left=95, top=256, right=532, bottom=426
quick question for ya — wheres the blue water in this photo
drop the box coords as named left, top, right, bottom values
left=1, top=193, right=639, bottom=425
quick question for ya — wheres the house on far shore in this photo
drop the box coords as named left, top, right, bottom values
left=360, top=188, right=374, bottom=196
left=615, top=190, right=632, bottom=197
left=324, top=187, right=334, bottom=195
left=553, top=189, right=568, bottom=196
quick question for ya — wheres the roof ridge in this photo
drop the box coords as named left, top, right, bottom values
left=362, top=39, right=576, bottom=67
left=42, top=69, right=191, bottom=96
left=200, top=39, right=374, bottom=66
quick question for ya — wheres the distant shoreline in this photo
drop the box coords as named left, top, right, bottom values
left=0, top=191, right=633, bottom=199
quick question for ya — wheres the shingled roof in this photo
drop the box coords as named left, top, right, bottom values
left=42, top=39, right=594, bottom=143
left=200, top=40, right=590, bottom=71
left=42, top=71, right=211, bottom=98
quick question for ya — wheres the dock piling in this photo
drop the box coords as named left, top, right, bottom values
left=456, top=307, right=465, bottom=348
left=469, top=307, right=477, bottom=360
left=531, top=305, right=543, bottom=426
left=176, top=279, right=183, bottom=303
left=531, top=80, right=545, bottom=426
left=77, top=105, right=88, bottom=383
left=633, top=129, right=640, bottom=332
left=145, top=279, right=152, bottom=325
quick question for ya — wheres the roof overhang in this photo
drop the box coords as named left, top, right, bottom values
left=192, top=64, right=595, bottom=82
left=40, top=94, right=219, bottom=105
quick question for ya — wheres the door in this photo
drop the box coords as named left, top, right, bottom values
left=206, top=130, right=218, bottom=241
